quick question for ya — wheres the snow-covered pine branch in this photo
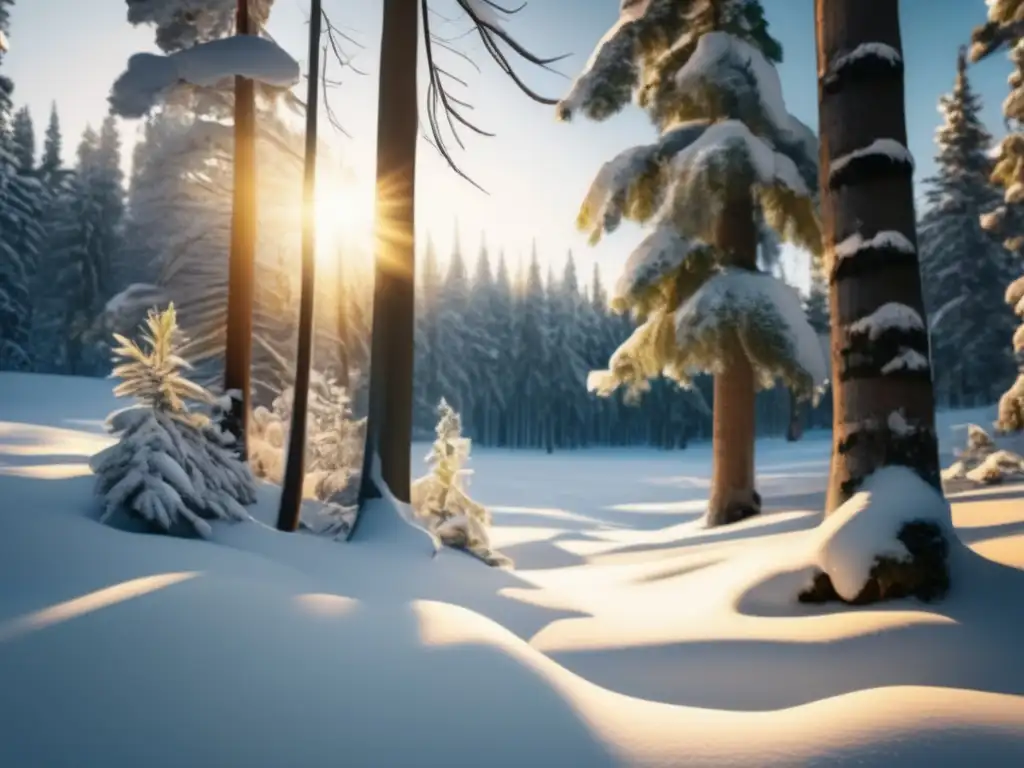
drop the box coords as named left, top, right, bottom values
left=655, top=120, right=820, bottom=256
left=556, top=0, right=670, bottom=122
left=828, top=138, right=915, bottom=190
left=611, top=224, right=713, bottom=316
left=110, top=35, right=300, bottom=118
left=672, top=268, right=827, bottom=400
left=831, top=229, right=916, bottom=280
left=822, top=42, right=903, bottom=92
left=89, top=305, right=256, bottom=537
left=575, top=119, right=712, bottom=242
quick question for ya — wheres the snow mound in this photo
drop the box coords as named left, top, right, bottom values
left=808, top=466, right=952, bottom=603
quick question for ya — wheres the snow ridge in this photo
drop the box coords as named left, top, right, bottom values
left=829, top=139, right=915, bottom=186
left=847, top=303, right=925, bottom=340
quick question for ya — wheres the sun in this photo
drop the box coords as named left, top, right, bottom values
left=314, top=170, right=375, bottom=268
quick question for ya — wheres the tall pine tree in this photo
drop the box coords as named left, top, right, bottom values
left=919, top=47, right=1014, bottom=407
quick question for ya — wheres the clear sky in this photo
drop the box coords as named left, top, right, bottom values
left=4, top=0, right=1015, bottom=292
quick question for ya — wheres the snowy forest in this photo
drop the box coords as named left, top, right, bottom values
left=2, top=5, right=1020, bottom=460
left=6, top=1, right=1024, bottom=764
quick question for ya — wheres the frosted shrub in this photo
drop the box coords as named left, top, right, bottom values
left=248, top=370, right=365, bottom=504
left=411, top=399, right=511, bottom=567
left=89, top=305, right=256, bottom=537
left=941, top=423, right=1024, bottom=487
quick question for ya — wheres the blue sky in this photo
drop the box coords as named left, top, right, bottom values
left=4, top=0, right=1014, bottom=291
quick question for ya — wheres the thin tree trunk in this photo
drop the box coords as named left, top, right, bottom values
left=223, top=0, right=257, bottom=459
left=707, top=192, right=760, bottom=527
left=277, top=0, right=321, bottom=533
left=355, top=0, right=418, bottom=512
left=812, top=0, right=946, bottom=604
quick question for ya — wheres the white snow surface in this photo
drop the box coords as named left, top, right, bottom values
left=830, top=138, right=915, bottom=183
left=110, top=35, right=300, bottom=117
left=3, top=372, right=1024, bottom=767
left=848, top=302, right=925, bottom=340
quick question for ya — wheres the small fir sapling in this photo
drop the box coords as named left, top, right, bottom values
left=411, top=399, right=511, bottom=567
left=89, top=305, right=257, bottom=537
left=942, top=423, right=1024, bottom=487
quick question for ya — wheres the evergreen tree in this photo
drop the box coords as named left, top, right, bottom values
left=467, top=235, right=502, bottom=443
left=971, top=1, right=1024, bottom=432
left=491, top=251, right=517, bottom=446
left=558, top=0, right=823, bottom=525
left=548, top=252, right=589, bottom=448
left=10, top=106, right=33, bottom=172
left=0, top=3, right=43, bottom=370
left=414, top=234, right=442, bottom=431
left=919, top=47, right=1014, bottom=407
left=513, top=244, right=549, bottom=448
left=437, top=229, right=471, bottom=415
left=39, top=102, right=62, bottom=185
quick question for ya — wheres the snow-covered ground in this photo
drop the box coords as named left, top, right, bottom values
left=2, top=372, right=1024, bottom=767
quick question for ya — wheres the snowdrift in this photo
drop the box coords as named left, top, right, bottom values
left=2, top=373, right=1024, bottom=767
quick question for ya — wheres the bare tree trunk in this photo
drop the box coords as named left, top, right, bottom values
left=277, top=0, right=321, bottom=533
left=355, top=0, right=418, bottom=512
left=223, top=0, right=257, bottom=459
left=812, top=0, right=947, bottom=604
left=707, top=192, right=760, bottom=526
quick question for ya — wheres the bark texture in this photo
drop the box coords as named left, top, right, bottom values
left=223, top=0, right=257, bottom=459
left=707, top=192, right=761, bottom=527
left=814, top=0, right=948, bottom=604
left=355, top=0, right=419, bottom=515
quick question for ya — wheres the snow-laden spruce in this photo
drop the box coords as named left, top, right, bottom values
left=110, top=35, right=300, bottom=118
left=410, top=399, right=511, bottom=567
left=89, top=305, right=256, bottom=537
left=561, top=0, right=824, bottom=527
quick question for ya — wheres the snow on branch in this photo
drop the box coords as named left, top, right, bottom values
left=576, top=119, right=711, bottom=241
left=670, top=31, right=818, bottom=188
left=110, top=35, right=300, bottom=118
left=829, top=138, right=914, bottom=190
left=822, top=42, right=903, bottom=91
left=673, top=268, right=828, bottom=399
left=611, top=224, right=711, bottom=313
left=556, top=0, right=656, bottom=122
left=656, top=121, right=819, bottom=253
left=881, top=348, right=929, bottom=375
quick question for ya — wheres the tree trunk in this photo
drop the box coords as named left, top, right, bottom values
left=786, top=388, right=803, bottom=441
left=222, top=0, right=257, bottom=459
left=277, top=0, right=321, bottom=533
left=706, top=192, right=760, bottom=527
left=813, top=0, right=947, bottom=604
left=355, top=0, right=418, bottom=510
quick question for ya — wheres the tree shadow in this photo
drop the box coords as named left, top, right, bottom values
left=550, top=546, right=1024, bottom=712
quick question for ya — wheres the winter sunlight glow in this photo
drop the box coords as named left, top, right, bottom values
left=313, top=171, right=375, bottom=269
